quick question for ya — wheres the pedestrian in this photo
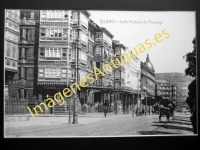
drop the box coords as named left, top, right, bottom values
left=103, top=100, right=109, bottom=118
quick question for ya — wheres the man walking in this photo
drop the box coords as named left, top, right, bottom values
left=103, top=100, right=109, bottom=117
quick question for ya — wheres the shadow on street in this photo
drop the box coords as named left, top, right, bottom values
left=138, top=131, right=178, bottom=135
left=151, top=124, right=193, bottom=132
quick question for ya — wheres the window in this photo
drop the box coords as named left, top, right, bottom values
left=89, top=43, right=93, bottom=53
left=26, top=29, right=29, bottom=41
left=115, top=70, right=120, bottom=79
left=46, top=29, right=63, bottom=38
left=73, top=12, right=78, bottom=21
left=96, top=32, right=102, bottom=39
left=30, top=12, right=34, bottom=19
left=72, top=30, right=78, bottom=40
left=46, top=29, right=50, bottom=37
left=12, top=44, right=16, bottom=58
left=39, top=68, right=44, bottom=77
left=57, top=68, right=61, bottom=77
left=80, top=13, right=88, bottom=26
left=54, top=29, right=58, bottom=37
left=59, top=11, right=63, bottom=18
left=115, top=47, right=120, bottom=55
left=62, top=69, right=67, bottom=77
left=45, top=48, right=62, bottom=57
left=68, top=49, right=72, bottom=61
left=79, top=51, right=87, bottom=62
left=95, top=47, right=101, bottom=55
left=80, top=32, right=87, bottom=43
left=6, top=42, right=11, bottom=57
left=58, top=29, right=62, bottom=37
left=68, top=70, right=71, bottom=78
left=50, top=29, right=54, bottom=37
left=72, top=50, right=76, bottom=59
left=72, top=69, right=75, bottom=78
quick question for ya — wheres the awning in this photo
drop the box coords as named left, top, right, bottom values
left=141, top=96, right=156, bottom=106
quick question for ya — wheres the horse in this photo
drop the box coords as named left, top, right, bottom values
left=159, top=102, right=175, bottom=123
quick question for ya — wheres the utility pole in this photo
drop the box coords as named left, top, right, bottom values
left=72, top=38, right=78, bottom=124
left=145, top=79, right=147, bottom=115
left=136, top=73, right=139, bottom=116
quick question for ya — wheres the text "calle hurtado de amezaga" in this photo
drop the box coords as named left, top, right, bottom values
left=27, top=29, right=170, bottom=117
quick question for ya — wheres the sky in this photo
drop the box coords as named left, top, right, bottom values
left=89, top=11, right=196, bottom=74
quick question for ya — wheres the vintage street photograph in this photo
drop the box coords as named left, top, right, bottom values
left=4, top=10, right=197, bottom=137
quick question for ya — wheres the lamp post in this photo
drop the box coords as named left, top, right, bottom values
left=136, top=73, right=139, bottom=117
left=72, top=38, right=79, bottom=124
left=145, top=78, right=147, bottom=115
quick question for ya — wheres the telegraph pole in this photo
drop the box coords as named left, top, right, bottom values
left=72, top=39, right=78, bottom=124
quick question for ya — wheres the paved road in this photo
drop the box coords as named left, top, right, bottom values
left=4, top=113, right=194, bottom=137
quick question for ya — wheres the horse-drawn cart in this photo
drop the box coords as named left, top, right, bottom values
left=159, top=104, right=175, bottom=123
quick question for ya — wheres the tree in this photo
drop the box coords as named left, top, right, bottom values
left=183, top=37, right=196, bottom=77
left=183, top=37, right=196, bottom=134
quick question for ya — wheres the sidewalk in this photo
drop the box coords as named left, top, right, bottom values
left=4, top=112, right=136, bottom=128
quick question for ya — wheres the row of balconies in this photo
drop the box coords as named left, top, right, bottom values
left=19, top=19, right=36, bottom=26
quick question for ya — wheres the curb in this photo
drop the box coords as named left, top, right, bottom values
left=5, top=115, right=30, bottom=122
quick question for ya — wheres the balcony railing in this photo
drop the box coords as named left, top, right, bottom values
left=20, top=19, right=36, bottom=25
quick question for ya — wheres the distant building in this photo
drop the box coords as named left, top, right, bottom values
left=155, top=80, right=178, bottom=101
left=140, top=54, right=155, bottom=114
left=155, top=72, right=194, bottom=104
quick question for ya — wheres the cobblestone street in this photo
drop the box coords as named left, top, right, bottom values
left=4, top=112, right=194, bottom=137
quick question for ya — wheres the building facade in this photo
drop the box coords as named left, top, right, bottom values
left=155, top=80, right=178, bottom=101
left=6, top=10, right=142, bottom=114
left=8, top=10, right=40, bottom=100
left=5, top=10, right=20, bottom=97
left=140, top=54, right=156, bottom=115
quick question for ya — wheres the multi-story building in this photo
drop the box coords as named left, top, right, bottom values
left=140, top=54, right=156, bottom=114
left=155, top=80, right=178, bottom=101
left=92, top=26, right=114, bottom=105
left=37, top=10, right=72, bottom=100
left=112, top=40, right=126, bottom=104
left=6, top=10, right=142, bottom=114
left=8, top=10, right=40, bottom=100
left=124, top=49, right=141, bottom=113
left=5, top=10, right=20, bottom=97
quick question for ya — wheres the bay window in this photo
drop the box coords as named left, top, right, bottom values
left=68, top=49, right=72, bottom=61
left=115, top=70, right=120, bottom=79
left=45, top=48, right=62, bottom=57
left=46, top=29, right=63, bottom=38
left=72, top=50, right=76, bottom=59
left=72, top=30, right=78, bottom=40
left=39, top=68, right=44, bottom=77
left=80, top=32, right=87, bottom=43
left=96, top=32, right=102, bottom=39
left=44, top=68, right=65, bottom=78
left=80, top=13, right=88, bottom=27
left=95, top=47, right=101, bottom=55
left=79, top=51, right=87, bottom=62
left=62, top=69, right=67, bottom=77
left=73, top=12, right=78, bottom=22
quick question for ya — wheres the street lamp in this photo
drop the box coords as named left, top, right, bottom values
left=145, top=78, right=147, bottom=115
left=135, top=73, right=140, bottom=117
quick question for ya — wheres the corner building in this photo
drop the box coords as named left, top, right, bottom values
left=5, top=10, right=20, bottom=97
left=140, top=54, right=156, bottom=115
